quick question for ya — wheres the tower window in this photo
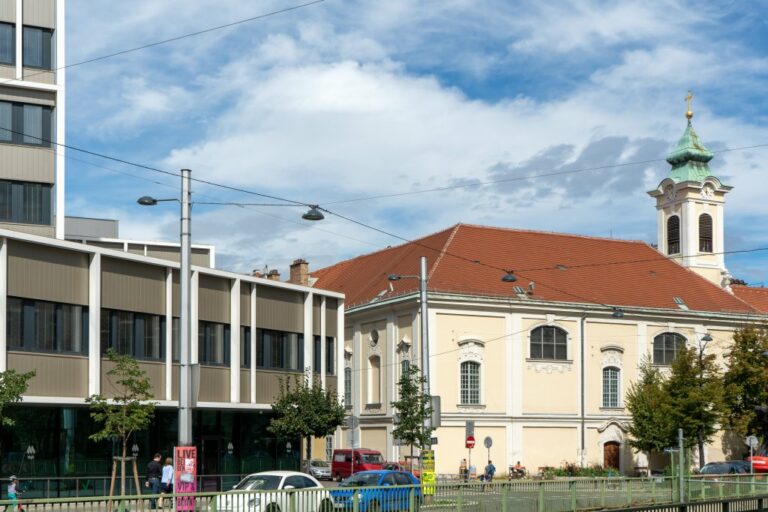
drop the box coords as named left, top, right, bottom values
left=667, top=215, right=680, bottom=255
left=699, top=213, right=713, bottom=253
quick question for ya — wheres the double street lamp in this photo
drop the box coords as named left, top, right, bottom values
left=138, top=169, right=323, bottom=447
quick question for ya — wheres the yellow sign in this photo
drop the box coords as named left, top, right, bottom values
left=421, top=449, right=436, bottom=496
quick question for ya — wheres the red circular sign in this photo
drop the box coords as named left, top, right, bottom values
left=466, top=435, right=476, bottom=449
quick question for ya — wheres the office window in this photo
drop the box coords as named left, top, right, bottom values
left=460, top=361, right=481, bottom=405
left=529, top=326, right=568, bottom=360
left=22, top=26, right=52, bottom=70
left=344, top=367, right=352, bottom=407
left=240, top=326, right=251, bottom=368
left=198, top=321, right=230, bottom=365
left=311, top=335, right=335, bottom=374
left=0, top=23, right=13, bottom=65
left=172, top=317, right=180, bottom=362
left=326, top=337, right=335, bottom=375
left=313, top=335, right=322, bottom=372
left=7, top=297, right=87, bottom=354
left=602, top=367, right=620, bottom=408
left=0, top=101, right=51, bottom=147
left=100, top=309, right=165, bottom=361
left=256, top=329, right=304, bottom=371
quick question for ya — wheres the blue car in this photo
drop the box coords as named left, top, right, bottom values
left=330, top=470, right=422, bottom=512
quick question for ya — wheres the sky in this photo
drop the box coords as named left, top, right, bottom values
left=64, top=0, right=768, bottom=285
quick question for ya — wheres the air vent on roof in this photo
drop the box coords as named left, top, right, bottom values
left=556, top=264, right=568, bottom=271
left=513, top=286, right=525, bottom=294
left=673, top=296, right=689, bottom=310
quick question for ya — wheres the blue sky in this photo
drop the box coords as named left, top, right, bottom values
left=64, top=0, right=768, bottom=284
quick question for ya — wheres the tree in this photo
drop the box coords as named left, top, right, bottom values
left=0, top=369, right=35, bottom=427
left=665, top=345, right=725, bottom=468
left=625, top=359, right=674, bottom=461
left=86, top=349, right=156, bottom=496
left=269, top=373, right=345, bottom=463
left=391, top=364, right=433, bottom=457
left=723, top=327, right=768, bottom=438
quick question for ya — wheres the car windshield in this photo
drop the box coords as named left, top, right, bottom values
left=361, top=453, right=383, bottom=464
left=700, top=463, right=730, bottom=475
left=233, top=475, right=281, bottom=490
left=312, top=461, right=329, bottom=467
left=340, top=473, right=381, bottom=487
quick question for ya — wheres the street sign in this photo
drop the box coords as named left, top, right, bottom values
left=465, top=420, right=475, bottom=438
left=747, top=435, right=759, bottom=448
left=348, top=415, right=360, bottom=449
left=431, top=396, right=442, bottom=427
left=484, top=436, right=493, bottom=449
left=466, top=435, right=476, bottom=449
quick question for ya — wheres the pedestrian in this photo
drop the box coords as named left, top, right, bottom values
left=7, top=475, right=23, bottom=512
left=160, top=457, right=173, bottom=509
left=145, top=453, right=163, bottom=509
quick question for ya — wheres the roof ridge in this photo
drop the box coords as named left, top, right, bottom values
left=456, top=222, right=649, bottom=245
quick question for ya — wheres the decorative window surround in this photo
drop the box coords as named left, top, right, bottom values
left=526, top=360, right=573, bottom=374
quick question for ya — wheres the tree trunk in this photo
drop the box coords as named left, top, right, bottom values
left=120, top=440, right=127, bottom=497
left=305, top=436, right=312, bottom=469
left=698, top=431, right=705, bottom=469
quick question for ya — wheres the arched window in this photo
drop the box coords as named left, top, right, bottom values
left=602, top=367, right=620, bottom=408
left=667, top=216, right=680, bottom=255
left=368, top=356, right=381, bottom=404
left=653, top=332, right=685, bottom=365
left=699, top=213, right=713, bottom=253
left=530, top=326, right=568, bottom=360
left=460, top=361, right=480, bottom=405
left=344, top=367, right=352, bottom=407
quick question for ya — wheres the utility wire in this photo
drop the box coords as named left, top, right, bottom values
left=0, top=1, right=326, bottom=86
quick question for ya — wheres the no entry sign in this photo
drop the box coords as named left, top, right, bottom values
left=466, top=435, right=476, bottom=449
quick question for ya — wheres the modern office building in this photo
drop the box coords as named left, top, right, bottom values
left=0, top=0, right=65, bottom=239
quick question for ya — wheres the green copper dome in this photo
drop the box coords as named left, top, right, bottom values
left=665, top=121, right=715, bottom=183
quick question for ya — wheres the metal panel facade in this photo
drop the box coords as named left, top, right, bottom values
left=22, top=0, right=55, bottom=28
left=256, top=286, right=303, bottom=333
left=240, top=369, right=250, bottom=402
left=0, top=0, right=14, bottom=22
left=8, top=240, right=88, bottom=304
left=101, top=359, right=165, bottom=400
left=0, top=86, right=56, bottom=106
left=0, top=145, right=55, bottom=183
left=101, top=257, right=166, bottom=315
left=198, top=274, right=230, bottom=323
left=8, top=352, right=87, bottom=397
left=327, top=298, right=338, bottom=335
left=198, top=366, right=229, bottom=402
left=255, top=370, right=296, bottom=404
left=240, top=282, right=250, bottom=326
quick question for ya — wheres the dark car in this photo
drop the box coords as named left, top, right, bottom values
left=699, top=461, right=751, bottom=475
left=329, top=470, right=421, bottom=512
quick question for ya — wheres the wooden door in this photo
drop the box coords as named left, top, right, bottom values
left=603, top=442, right=620, bottom=469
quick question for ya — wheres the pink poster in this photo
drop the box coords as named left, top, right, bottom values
left=174, top=446, right=197, bottom=511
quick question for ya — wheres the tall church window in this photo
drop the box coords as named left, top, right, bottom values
left=653, top=332, right=685, bottom=365
left=460, top=361, right=480, bottom=405
left=667, top=216, right=680, bottom=255
left=530, top=326, right=568, bottom=360
left=602, top=367, right=620, bottom=408
left=699, top=214, right=713, bottom=253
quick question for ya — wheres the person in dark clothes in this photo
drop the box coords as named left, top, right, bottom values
left=145, top=453, right=163, bottom=509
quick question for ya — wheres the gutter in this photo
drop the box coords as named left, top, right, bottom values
left=580, top=314, right=586, bottom=467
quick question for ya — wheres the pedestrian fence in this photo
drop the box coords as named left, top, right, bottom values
left=1, top=474, right=767, bottom=511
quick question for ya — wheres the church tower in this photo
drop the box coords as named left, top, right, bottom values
left=648, top=92, right=732, bottom=288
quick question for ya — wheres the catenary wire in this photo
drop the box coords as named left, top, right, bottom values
left=0, top=1, right=327, bottom=86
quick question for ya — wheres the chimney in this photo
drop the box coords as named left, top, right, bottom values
left=266, top=269, right=281, bottom=281
left=251, top=270, right=263, bottom=278
left=289, top=258, right=309, bottom=286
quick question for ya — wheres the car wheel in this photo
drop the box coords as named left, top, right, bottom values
left=318, top=498, right=334, bottom=512
left=335, top=473, right=342, bottom=482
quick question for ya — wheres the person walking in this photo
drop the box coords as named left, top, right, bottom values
left=160, top=457, right=174, bottom=509
left=7, top=476, right=23, bottom=511
left=145, top=453, right=163, bottom=509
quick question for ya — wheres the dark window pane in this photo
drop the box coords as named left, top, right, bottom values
left=22, top=104, right=42, bottom=144
left=699, top=214, right=713, bottom=253
left=0, top=23, right=14, bottom=65
left=326, top=337, right=335, bottom=375
left=22, top=26, right=51, bottom=69
left=7, top=298, right=21, bottom=348
left=667, top=216, right=680, bottom=255
left=0, top=102, right=11, bottom=142
left=530, top=326, right=568, bottom=361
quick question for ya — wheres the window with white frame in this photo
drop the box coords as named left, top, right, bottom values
left=344, top=367, right=352, bottom=407
left=530, top=325, right=568, bottom=360
left=602, top=367, right=620, bottom=408
left=401, top=359, right=410, bottom=377
left=653, top=332, right=685, bottom=365
left=460, top=361, right=481, bottom=405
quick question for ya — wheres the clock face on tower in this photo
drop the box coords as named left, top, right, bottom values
left=665, top=185, right=677, bottom=201
left=700, top=185, right=714, bottom=200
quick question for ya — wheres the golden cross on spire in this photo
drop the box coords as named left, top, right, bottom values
left=685, top=90, right=694, bottom=120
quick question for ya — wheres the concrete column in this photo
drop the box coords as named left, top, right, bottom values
left=510, top=312, right=523, bottom=417
left=682, top=201, right=696, bottom=266
left=250, top=284, right=257, bottom=403
left=230, top=279, right=241, bottom=403
left=190, top=271, right=199, bottom=364
left=14, top=0, right=21, bottom=80
left=320, top=296, right=327, bottom=389
left=54, top=0, right=66, bottom=239
left=336, top=300, right=345, bottom=406
left=88, top=253, right=101, bottom=395
left=0, top=238, right=7, bottom=371
left=304, top=292, right=313, bottom=380
left=386, top=313, right=396, bottom=416
left=165, top=268, right=172, bottom=401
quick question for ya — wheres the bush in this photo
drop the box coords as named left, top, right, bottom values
left=541, top=462, right=615, bottom=479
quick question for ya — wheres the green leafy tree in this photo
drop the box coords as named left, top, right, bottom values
left=625, top=360, right=674, bottom=462
left=0, top=369, right=35, bottom=426
left=86, top=349, right=156, bottom=495
left=269, top=373, right=345, bottom=463
left=392, top=364, right=433, bottom=458
left=665, top=345, right=725, bottom=468
left=723, top=327, right=768, bottom=437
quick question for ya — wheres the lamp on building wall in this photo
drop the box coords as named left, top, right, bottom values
left=131, top=443, right=139, bottom=458
left=25, top=445, right=35, bottom=461
left=139, top=171, right=324, bottom=447
left=227, top=442, right=234, bottom=456
left=286, top=441, right=292, bottom=454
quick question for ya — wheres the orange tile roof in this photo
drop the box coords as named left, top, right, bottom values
left=732, top=285, right=768, bottom=313
left=312, top=223, right=757, bottom=314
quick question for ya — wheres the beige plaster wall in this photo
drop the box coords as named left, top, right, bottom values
left=522, top=426, right=579, bottom=470
left=361, top=427, right=388, bottom=452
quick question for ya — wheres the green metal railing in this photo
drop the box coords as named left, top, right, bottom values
left=0, top=474, right=766, bottom=511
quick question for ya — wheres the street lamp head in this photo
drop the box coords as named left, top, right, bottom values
left=701, top=333, right=713, bottom=342
left=302, top=205, right=325, bottom=221
left=501, top=271, right=518, bottom=283
left=137, top=196, right=158, bottom=206
left=388, top=274, right=402, bottom=281
left=612, top=307, right=625, bottom=319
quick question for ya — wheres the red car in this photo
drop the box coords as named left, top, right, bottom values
left=746, top=454, right=768, bottom=473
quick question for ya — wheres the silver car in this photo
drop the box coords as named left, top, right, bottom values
left=304, top=460, right=332, bottom=480
left=212, top=471, right=334, bottom=512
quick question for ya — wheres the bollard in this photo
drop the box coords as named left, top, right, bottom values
left=600, top=478, right=606, bottom=508
left=538, top=482, right=545, bottom=512
left=501, top=483, right=508, bottom=512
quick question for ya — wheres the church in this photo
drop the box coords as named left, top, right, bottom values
left=312, top=100, right=767, bottom=476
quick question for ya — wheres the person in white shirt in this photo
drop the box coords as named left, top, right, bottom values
left=160, top=457, right=174, bottom=508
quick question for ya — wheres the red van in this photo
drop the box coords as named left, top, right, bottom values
left=331, top=448, right=384, bottom=481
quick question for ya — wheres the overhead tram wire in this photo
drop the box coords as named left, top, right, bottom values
left=0, top=0, right=327, bottom=86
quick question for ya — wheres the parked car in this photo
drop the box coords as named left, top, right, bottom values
left=303, top=459, right=333, bottom=480
left=382, top=460, right=421, bottom=479
left=699, top=461, right=751, bottom=475
left=747, top=453, right=768, bottom=473
left=212, top=471, right=334, bottom=512
left=331, top=449, right=384, bottom=481
left=330, top=470, right=421, bottom=512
